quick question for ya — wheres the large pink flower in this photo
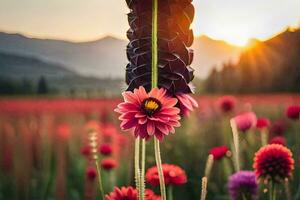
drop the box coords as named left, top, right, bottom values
left=115, top=86, right=181, bottom=141
left=176, top=93, right=198, bottom=116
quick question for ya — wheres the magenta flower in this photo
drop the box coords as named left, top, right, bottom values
left=176, top=93, right=198, bottom=117
left=256, top=117, right=271, bottom=129
left=115, top=86, right=181, bottom=141
left=285, top=105, right=300, bottom=120
left=217, top=95, right=236, bottom=113
left=232, top=112, right=257, bottom=132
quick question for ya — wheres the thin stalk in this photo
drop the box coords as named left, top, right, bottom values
left=260, top=128, right=268, bottom=146
left=204, top=154, right=214, bottom=179
left=134, top=138, right=141, bottom=200
left=269, top=181, right=276, bottom=200
left=151, top=0, right=158, bottom=88
left=200, top=177, right=207, bottom=200
left=151, top=0, right=166, bottom=199
left=154, top=138, right=167, bottom=200
left=140, top=139, right=146, bottom=200
left=95, top=161, right=105, bottom=200
left=230, top=119, right=240, bottom=171
left=167, top=186, right=173, bottom=200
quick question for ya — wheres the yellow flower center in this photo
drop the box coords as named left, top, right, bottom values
left=144, top=100, right=159, bottom=111
left=142, top=97, right=161, bottom=116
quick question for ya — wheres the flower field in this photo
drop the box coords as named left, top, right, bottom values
left=0, top=94, right=299, bottom=200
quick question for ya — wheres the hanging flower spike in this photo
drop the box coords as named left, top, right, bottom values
left=253, top=144, right=294, bottom=182
left=125, top=0, right=195, bottom=95
left=145, top=164, right=187, bottom=187
left=115, top=86, right=181, bottom=141
left=228, top=171, right=258, bottom=200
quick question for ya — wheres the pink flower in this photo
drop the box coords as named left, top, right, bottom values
left=217, top=96, right=236, bottom=113
left=101, top=158, right=118, bottom=170
left=232, top=112, right=257, bottom=132
left=115, top=86, right=181, bottom=141
left=256, top=118, right=271, bottom=129
left=175, top=93, right=198, bottom=116
left=285, top=105, right=300, bottom=120
left=80, top=145, right=91, bottom=157
left=86, top=166, right=97, bottom=181
left=209, top=146, right=230, bottom=160
left=99, top=143, right=113, bottom=156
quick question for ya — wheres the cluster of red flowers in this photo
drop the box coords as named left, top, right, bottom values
left=145, top=164, right=187, bottom=187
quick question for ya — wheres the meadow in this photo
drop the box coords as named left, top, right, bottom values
left=0, top=94, right=299, bottom=200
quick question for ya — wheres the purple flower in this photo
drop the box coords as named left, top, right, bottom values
left=228, top=171, right=258, bottom=200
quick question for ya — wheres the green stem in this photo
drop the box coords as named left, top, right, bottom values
left=95, top=161, right=105, bottom=200
left=151, top=0, right=158, bottom=88
left=140, top=139, right=146, bottom=200
left=269, top=181, right=276, bottom=200
left=135, top=138, right=142, bottom=200
left=154, top=138, right=167, bottom=200
left=167, top=186, right=173, bottom=200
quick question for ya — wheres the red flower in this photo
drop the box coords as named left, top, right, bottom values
left=270, top=120, right=286, bottom=136
left=105, top=187, right=160, bottom=200
left=145, top=189, right=161, bottom=200
left=105, top=186, right=137, bottom=200
left=115, top=86, right=181, bottom=141
left=175, top=93, right=198, bottom=116
left=99, top=143, right=113, bottom=156
left=209, top=146, right=229, bottom=160
left=256, top=118, right=271, bottom=129
left=56, top=124, right=71, bottom=140
left=269, top=136, right=286, bottom=146
left=285, top=105, right=300, bottom=120
left=217, top=96, right=236, bottom=113
left=146, top=164, right=187, bottom=187
left=80, top=145, right=91, bottom=157
left=86, top=166, right=97, bottom=181
left=253, top=144, right=294, bottom=182
left=232, top=112, right=257, bottom=132
left=101, top=158, right=118, bottom=170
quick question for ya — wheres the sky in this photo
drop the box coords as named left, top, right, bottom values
left=0, top=0, right=299, bottom=46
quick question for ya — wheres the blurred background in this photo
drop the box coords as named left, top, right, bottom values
left=0, top=0, right=299, bottom=199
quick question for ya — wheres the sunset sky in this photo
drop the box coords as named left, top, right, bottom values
left=0, top=0, right=299, bottom=46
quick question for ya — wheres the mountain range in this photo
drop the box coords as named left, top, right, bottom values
left=0, top=31, right=241, bottom=79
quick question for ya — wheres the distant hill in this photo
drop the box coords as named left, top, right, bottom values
left=0, top=32, right=241, bottom=79
left=205, top=28, right=300, bottom=93
left=0, top=51, right=75, bottom=80
left=0, top=51, right=123, bottom=95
